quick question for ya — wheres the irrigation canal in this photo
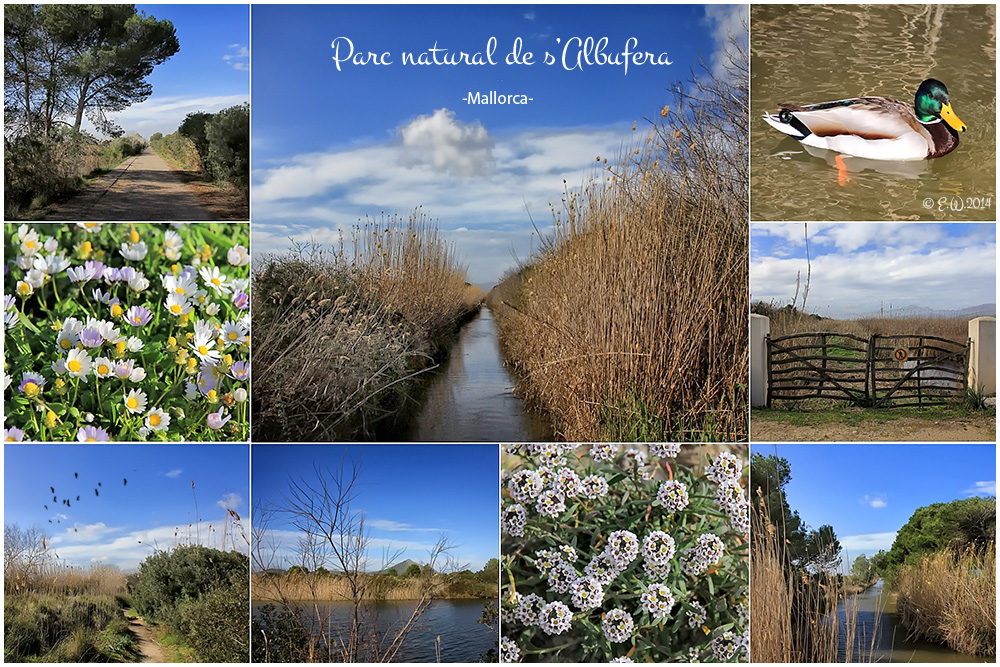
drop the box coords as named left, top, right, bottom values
left=400, top=306, right=553, bottom=441
left=836, top=580, right=988, bottom=662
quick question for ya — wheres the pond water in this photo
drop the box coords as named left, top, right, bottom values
left=835, top=580, right=990, bottom=662
left=751, top=4, right=996, bottom=221
left=253, top=598, right=495, bottom=663
left=401, top=307, right=554, bottom=442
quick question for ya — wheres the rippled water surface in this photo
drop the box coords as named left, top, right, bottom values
left=751, top=4, right=996, bottom=221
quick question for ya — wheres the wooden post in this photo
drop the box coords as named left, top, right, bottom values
left=765, top=334, right=773, bottom=408
left=866, top=335, right=877, bottom=407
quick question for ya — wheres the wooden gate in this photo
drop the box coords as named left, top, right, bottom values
left=870, top=334, right=970, bottom=407
left=766, top=332, right=871, bottom=407
left=766, top=332, right=970, bottom=408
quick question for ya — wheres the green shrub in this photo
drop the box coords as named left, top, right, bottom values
left=205, top=103, right=250, bottom=198
left=176, top=580, right=249, bottom=662
left=252, top=603, right=311, bottom=663
left=132, top=545, right=248, bottom=625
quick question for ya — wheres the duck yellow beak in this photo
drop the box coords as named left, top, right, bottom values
left=940, top=102, right=967, bottom=132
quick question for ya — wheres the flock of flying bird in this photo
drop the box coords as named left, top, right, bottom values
left=44, top=472, right=127, bottom=530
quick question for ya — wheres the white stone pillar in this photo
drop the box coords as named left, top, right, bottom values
left=750, top=314, right=771, bottom=407
left=968, top=317, right=996, bottom=395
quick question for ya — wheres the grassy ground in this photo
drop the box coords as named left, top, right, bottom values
left=253, top=211, right=480, bottom=441
left=752, top=403, right=992, bottom=427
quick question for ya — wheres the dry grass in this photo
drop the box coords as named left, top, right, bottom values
left=767, top=311, right=972, bottom=343
left=750, top=503, right=878, bottom=663
left=489, top=51, right=748, bottom=442
left=252, top=210, right=476, bottom=441
left=894, top=545, right=996, bottom=657
left=253, top=574, right=429, bottom=602
left=5, top=561, right=128, bottom=597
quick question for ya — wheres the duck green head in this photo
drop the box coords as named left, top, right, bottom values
left=915, top=79, right=967, bottom=132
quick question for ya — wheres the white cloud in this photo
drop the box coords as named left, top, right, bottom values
left=217, top=493, right=244, bottom=510
left=860, top=494, right=887, bottom=508
left=104, top=93, right=249, bottom=139
left=840, top=531, right=897, bottom=554
left=165, top=468, right=183, bottom=479
left=965, top=480, right=996, bottom=496
left=223, top=44, right=250, bottom=72
left=705, top=4, right=748, bottom=78
left=367, top=518, right=447, bottom=533
left=398, top=108, right=493, bottom=176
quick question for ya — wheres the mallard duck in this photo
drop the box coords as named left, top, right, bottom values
left=762, top=79, right=966, bottom=161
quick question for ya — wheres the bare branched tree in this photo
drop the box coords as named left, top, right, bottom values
left=4, top=523, right=50, bottom=593
left=251, top=457, right=460, bottom=663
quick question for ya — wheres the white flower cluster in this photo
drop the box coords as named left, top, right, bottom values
left=710, top=453, right=750, bottom=536
left=686, top=599, right=707, bottom=628
left=657, top=479, right=690, bottom=513
left=508, top=469, right=543, bottom=503
left=602, top=608, right=635, bottom=643
left=590, top=442, right=619, bottom=462
left=680, top=533, right=725, bottom=577
left=649, top=442, right=682, bottom=458
left=705, top=452, right=743, bottom=485
left=640, top=583, right=675, bottom=619
left=604, top=530, right=640, bottom=568
left=708, top=629, right=747, bottom=661
left=499, top=636, right=520, bottom=662
left=501, top=503, right=527, bottom=537
left=513, top=592, right=545, bottom=625
left=570, top=575, right=605, bottom=611
left=580, top=474, right=609, bottom=499
left=538, top=600, right=573, bottom=635
left=641, top=530, right=676, bottom=565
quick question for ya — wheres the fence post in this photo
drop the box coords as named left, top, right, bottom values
left=750, top=314, right=770, bottom=407
left=968, top=317, right=996, bottom=396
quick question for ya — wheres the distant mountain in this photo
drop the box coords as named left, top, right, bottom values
left=860, top=303, right=996, bottom=319
left=381, top=559, right=422, bottom=575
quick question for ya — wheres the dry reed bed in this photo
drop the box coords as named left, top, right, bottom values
left=894, top=546, right=996, bottom=657
left=490, top=110, right=748, bottom=441
left=253, top=575, right=441, bottom=602
left=750, top=507, right=876, bottom=663
left=253, top=211, right=478, bottom=441
left=767, top=312, right=974, bottom=343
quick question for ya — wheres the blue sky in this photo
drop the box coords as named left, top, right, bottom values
left=90, top=4, right=249, bottom=138
left=4, top=444, right=249, bottom=572
left=751, top=223, right=997, bottom=319
left=751, top=443, right=996, bottom=572
left=251, top=4, right=748, bottom=287
left=252, top=444, right=498, bottom=573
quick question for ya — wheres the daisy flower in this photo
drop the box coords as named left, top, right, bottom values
left=162, top=229, right=183, bottom=261
left=199, top=265, right=231, bottom=294
left=125, top=305, right=153, bottom=327
left=18, top=372, right=46, bottom=397
left=93, top=357, right=115, bottom=379
left=232, top=290, right=249, bottom=310
left=207, top=408, right=231, bottom=430
left=164, top=293, right=191, bottom=317
left=120, top=241, right=148, bottom=261
left=76, top=425, right=111, bottom=442
left=220, top=320, right=249, bottom=347
left=227, top=244, right=250, bottom=267
left=229, top=361, right=250, bottom=382
left=66, top=349, right=93, bottom=380
left=145, top=407, right=171, bottom=432
left=123, top=388, right=148, bottom=414
left=5, top=427, right=26, bottom=442
left=191, top=330, right=221, bottom=364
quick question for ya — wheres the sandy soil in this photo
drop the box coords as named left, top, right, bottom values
left=751, top=415, right=996, bottom=442
left=126, top=612, right=166, bottom=663
left=44, top=148, right=215, bottom=221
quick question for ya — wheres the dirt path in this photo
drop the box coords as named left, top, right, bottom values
left=126, top=612, right=167, bottom=663
left=751, top=415, right=996, bottom=442
left=44, top=147, right=214, bottom=220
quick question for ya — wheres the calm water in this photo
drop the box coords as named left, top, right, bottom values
left=402, top=307, right=554, bottom=441
left=836, top=581, right=989, bottom=662
left=751, top=4, right=996, bottom=221
left=253, top=598, right=495, bottom=663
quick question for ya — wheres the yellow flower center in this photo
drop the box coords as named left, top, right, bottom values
left=18, top=282, right=31, bottom=295
left=68, top=359, right=82, bottom=373
left=212, top=277, right=222, bottom=286
left=25, top=240, right=36, bottom=249
left=198, top=345, right=209, bottom=356
left=175, top=287, right=185, bottom=295
left=81, top=241, right=93, bottom=254
left=228, top=332, right=238, bottom=341
left=111, top=303, right=123, bottom=317
left=171, top=304, right=182, bottom=314
left=149, top=413, right=161, bottom=426
left=129, top=230, right=140, bottom=244
left=133, top=316, right=143, bottom=324
left=86, top=438, right=96, bottom=442
left=60, top=338, right=72, bottom=350
left=24, top=381, right=39, bottom=397
left=98, top=364, right=110, bottom=375
left=127, top=397, right=138, bottom=410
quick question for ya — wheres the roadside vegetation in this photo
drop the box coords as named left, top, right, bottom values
left=4, top=5, right=178, bottom=219
left=150, top=103, right=250, bottom=204
left=5, top=525, right=137, bottom=662
left=753, top=302, right=977, bottom=342
left=253, top=210, right=483, bottom=441
left=488, top=40, right=748, bottom=442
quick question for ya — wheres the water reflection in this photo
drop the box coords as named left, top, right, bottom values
left=751, top=4, right=996, bottom=221
left=403, top=307, right=554, bottom=442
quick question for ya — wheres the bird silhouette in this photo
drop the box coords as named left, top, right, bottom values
left=74, top=472, right=78, bottom=479
left=66, top=500, right=71, bottom=508
left=74, top=528, right=78, bottom=532
left=53, top=495, right=57, bottom=502
left=95, top=489, right=99, bottom=497
left=44, top=504, right=48, bottom=510
left=48, top=519, right=52, bottom=523
left=50, top=486, right=54, bottom=493
left=98, top=482, right=101, bottom=487
left=123, top=478, right=127, bottom=487
left=76, top=496, right=80, bottom=501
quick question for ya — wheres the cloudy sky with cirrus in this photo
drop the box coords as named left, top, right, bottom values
left=751, top=223, right=996, bottom=319
left=251, top=4, right=748, bottom=287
